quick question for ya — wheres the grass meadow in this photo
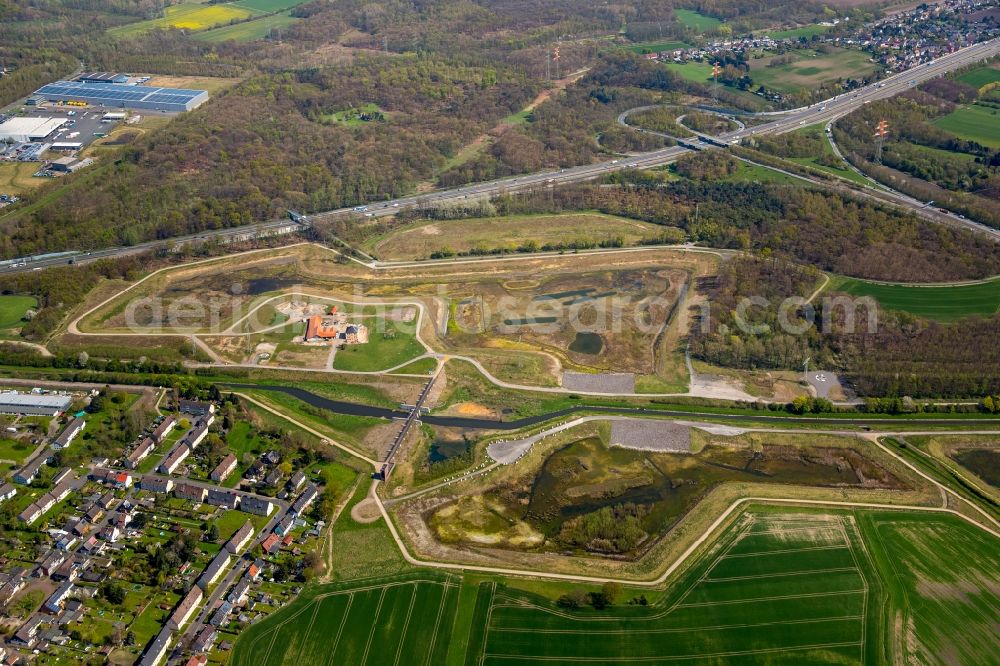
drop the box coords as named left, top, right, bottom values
left=0, top=295, right=36, bottom=330
left=933, top=102, right=1000, bottom=149
left=194, top=11, right=298, bottom=42
left=828, top=275, right=1000, bottom=321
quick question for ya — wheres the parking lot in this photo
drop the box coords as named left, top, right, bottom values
left=24, top=104, right=124, bottom=149
left=806, top=370, right=849, bottom=400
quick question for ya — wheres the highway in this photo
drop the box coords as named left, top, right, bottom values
left=4, top=37, right=998, bottom=275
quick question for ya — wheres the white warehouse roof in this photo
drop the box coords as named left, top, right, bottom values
left=0, top=391, right=72, bottom=410
left=0, top=117, right=66, bottom=143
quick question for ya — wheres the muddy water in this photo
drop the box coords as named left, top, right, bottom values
left=522, top=438, right=899, bottom=553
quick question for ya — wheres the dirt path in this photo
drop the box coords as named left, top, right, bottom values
left=320, top=474, right=364, bottom=582
left=414, top=67, right=591, bottom=191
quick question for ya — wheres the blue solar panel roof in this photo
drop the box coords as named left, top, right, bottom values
left=35, top=80, right=206, bottom=105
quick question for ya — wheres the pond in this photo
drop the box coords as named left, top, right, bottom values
left=568, top=332, right=603, bottom=355
left=428, top=438, right=472, bottom=463
left=952, top=449, right=1000, bottom=487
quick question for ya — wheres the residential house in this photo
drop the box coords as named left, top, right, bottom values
left=51, top=467, right=73, bottom=486
left=192, top=625, right=217, bottom=653
left=261, top=533, right=281, bottom=555
left=240, top=495, right=274, bottom=517
left=139, top=626, right=173, bottom=666
left=84, top=504, right=104, bottom=524
left=206, top=488, right=239, bottom=510
left=178, top=400, right=215, bottom=417
left=274, top=513, right=295, bottom=537
left=247, top=559, right=264, bottom=581
left=11, top=613, right=46, bottom=647
left=151, top=415, right=177, bottom=444
left=167, top=586, right=203, bottom=630
left=44, top=581, right=74, bottom=613
left=291, top=484, right=318, bottom=516
left=263, top=468, right=283, bottom=488
left=98, top=491, right=116, bottom=510
left=14, top=456, right=46, bottom=485
left=173, top=482, right=207, bottom=503
left=18, top=503, right=42, bottom=525
left=197, top=552, right=231, bottom=590
left=100, top=524, right=121, bottom=543
left=126, top=437, right=156, bottom=469
left=0, top=482, right=17, bottom=502
left=289, top=470, right=306, bottom=491
left=184, top=420, right=211, bottom=450
left=209, top=600, right=232, bottom=627
left=52, top=417, right=85, bottom=449
left=39, top=551, right=67, bottom=577
left=158, top=444, right=190, bottom=475
left=52, top=558, right=80, bottom=582
left=141, top=476, right=174, bottom=494
left=50, top=480, right=74, bottom=503
left=227, top=578, right=251, bottom=606
left=225, top=520, right=254, bottom=554
left=210, top=454, right=237, bottom=483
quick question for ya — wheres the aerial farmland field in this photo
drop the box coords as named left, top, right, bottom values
left=108, top=1, right=261, bottom=36
left=933, top=102, right=1000, bottom=149
left=828, top=275, right=1000, bottom=321
left=232, top=507, right=1000, bottom=664
left=230, top=573, right=461, bottom=666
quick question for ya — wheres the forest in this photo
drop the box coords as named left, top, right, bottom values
left=492, top=164, right=1000, bottom=283
left=830, top=71, right=1000, bottom=228
left=690, top=257, right=1000, bottom=398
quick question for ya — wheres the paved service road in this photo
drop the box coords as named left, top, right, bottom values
left=4, top=37, right=998, bottom=275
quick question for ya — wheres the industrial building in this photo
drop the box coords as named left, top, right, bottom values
left=0, top=117, right=66, bottom=143
left=0, top=391, right=71, bottom=416
left=33, top=80, right=209, bottom=113
left=75, top=72, right=129, bottom=84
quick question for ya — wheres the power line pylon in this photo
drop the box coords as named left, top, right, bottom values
left=873, top=119, right=889, bottom=164
left=712, top=61, right=723, bottom=104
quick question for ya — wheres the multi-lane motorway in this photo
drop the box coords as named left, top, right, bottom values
left=4, top=38, right=999, bottom=274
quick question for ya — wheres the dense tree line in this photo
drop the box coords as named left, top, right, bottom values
left=0, top=55, right=537, bottom=258
left=832, top=78, right=1000, bottom=228
left=493, top=170, right=1000, bottom=282
left=690, top=256, right=1000, bottom=398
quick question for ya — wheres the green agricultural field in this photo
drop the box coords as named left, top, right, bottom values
left=232, top=0, right=304, bottom=11
left=108, top=2, right=260, bottom=37
left=675, top=8, right=722, bottom=32
left=752, top=48, right=876, bottom=94
left=230, top=572, right=461, bottom=666
left=933, top=103, right=1000, bottom=149
left=955, top=64, right=1000, bottom=89
left=234, top=507, right=1000, bottom=664
left=0, top=295, right=36, bottom=330
left=663, top=60, right=716, bottom=83
left=194, top=11, right=298, bottom=42
left=624, top=40, right=690, bottom=54
left=473, top=509, right=999, bottom=665
left=829, top=275, right=1000, bottom=322
left=761, top=24, right=830, bottom=40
